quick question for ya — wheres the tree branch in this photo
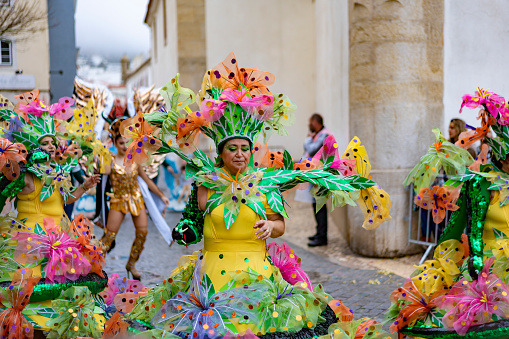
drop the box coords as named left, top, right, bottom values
left=0, top=2, right=48, bottom=38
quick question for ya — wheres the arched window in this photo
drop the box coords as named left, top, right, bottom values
left=0, top=39, right=12, bottom=65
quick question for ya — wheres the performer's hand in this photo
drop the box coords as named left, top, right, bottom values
left=161, top=196, right=170, bottom=217
left=84, top=174, right=101, bottom=190
left=254, top=220, right=274, bottom=240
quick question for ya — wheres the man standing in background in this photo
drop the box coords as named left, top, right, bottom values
left=303, top=113, right=330, bottom=247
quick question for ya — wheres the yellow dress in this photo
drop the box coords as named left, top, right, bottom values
left=202, top=189, right=278, bottom=289
left=107, top=162, right=145, bottom=216
left=483, top=192, right=509, bottom=252
left=12, top=176, right=107, bottom=331
left=16, top=176, right=64, bottom=231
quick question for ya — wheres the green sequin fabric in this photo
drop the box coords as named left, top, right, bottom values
left=173, top=182, right=204, bottom=245
left=0, top=272, right=108, bottom=302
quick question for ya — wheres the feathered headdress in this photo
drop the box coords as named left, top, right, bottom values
left=0, top=109, right=58, bottom=149
left=143, top=52, right=297, bottom=154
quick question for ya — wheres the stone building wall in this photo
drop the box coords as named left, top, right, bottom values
left=176, top=0, right=206, bottom=96
left=346, top=0, right=444, bottom=257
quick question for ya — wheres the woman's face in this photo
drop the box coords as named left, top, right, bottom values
left=39, top=136, right=57, bottom=160
left=449, top=122, right=459, bottom=140
left=115, top=136, right=128, bottom=156
left=219, top=139, right=252, bottom=174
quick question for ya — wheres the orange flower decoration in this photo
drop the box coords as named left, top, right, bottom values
left=55, top=143, right=83, bottom=165
left=209, top=52, right=275, bottom=96
left=469, top=143, right=489, bottom=172
left=120, top=112, right=162, bottom=172
left=389, top=281, right=446, bottom=338
left=0, top=268, right=40, bottom=339
left=252, top=143, right=284, bottom=169
left=13, top=89, right=39, bottom=122
left=0, top=137, right=27, bottom=181
left=456, top=109, right=496, bottom=149
left=414, top=186, right=460, bottom=224
left=102, top=311, right=129, bottom=338
left=176, top=111, right=208, bottom=153
left=68, top=214, right=105, bottom=277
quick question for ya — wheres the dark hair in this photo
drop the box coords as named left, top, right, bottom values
left=113, top=134, right=123, bottom=143
left=492, top=154, right=507, bottom=173
left=310, top=113, right=323, bottom=126
left=449, top=118, right=467, bottom=144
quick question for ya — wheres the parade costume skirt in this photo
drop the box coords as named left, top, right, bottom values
left=119, top=191, right=337, bottom=338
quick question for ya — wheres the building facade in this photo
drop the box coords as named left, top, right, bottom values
left=143, top=0, right=509, bottom=257
left=0, top=0, right=51, bottom=103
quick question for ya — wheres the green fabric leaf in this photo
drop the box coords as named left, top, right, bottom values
left=202, top=274, right=216, bottom=300
left=24, top=314, right=41, bottom=328
left=40, top=185, right=54, bottom=201
left=193, top=148, right=215, bottom=171
left=204, top=192, right=222, bottom=215
left=265, top=191, right=288, bottom=218
left=34, top=223, right=46, bottom=235
left=224, top=205, right=239, bottom=229
left=36, top=307, right=58, bottom=318
left=246, top=200, right=267, bottom=220
left=282, top=150, right=293, bottom=170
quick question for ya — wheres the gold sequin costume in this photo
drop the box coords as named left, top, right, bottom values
left=107, top=162, right=145, bottom=216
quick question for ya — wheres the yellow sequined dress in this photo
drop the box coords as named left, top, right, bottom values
left=107, top=162, right=145, bottom=216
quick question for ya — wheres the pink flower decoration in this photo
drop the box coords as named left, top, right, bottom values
left=438, top=258, right=509, bottom=336
left=313, top=135, right=356, bottom=175
left=266, top=242, right=314, bottom=291
left=199, top=99, right=226, bottom=122
left=219, top=88, right=274, bottom=121
left=460, top=88, right=507, bottom=123
left=12, top=218, right=91, bottom=283
left=99, top=273, right=147, bottom=306
left=19, top=96, right=74, bottom=120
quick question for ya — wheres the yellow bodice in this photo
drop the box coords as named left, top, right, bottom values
left=483, top=192, right=509, bottom=250
left=202, top=189, right=278, bottom=289
left=16, top=176, right=64, bottom=231
left=107, top=162, right=144, bottom=216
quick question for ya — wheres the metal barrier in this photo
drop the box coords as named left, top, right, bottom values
left=407, top=175, right=450, bottom=265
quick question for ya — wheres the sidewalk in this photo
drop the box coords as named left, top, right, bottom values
left=282, top=196, right=421, bottom=278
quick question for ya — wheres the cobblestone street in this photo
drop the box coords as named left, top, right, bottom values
left=98, top=203, right=407, bottom=325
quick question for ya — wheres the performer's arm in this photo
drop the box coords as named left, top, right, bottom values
left=66, top=174, right=101, bottom=204
left=138, top=167, right=170, bottom=208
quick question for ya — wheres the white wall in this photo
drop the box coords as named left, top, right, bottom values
left=444, top=0, right=509, bottom=134
left=315, top=0, right=349, bottom=152
left=149, top=0, right=179, bottom=88
left=205, top=0, right=316, bottom=158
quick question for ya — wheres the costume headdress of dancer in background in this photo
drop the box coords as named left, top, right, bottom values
left=119, top=52, right=392, bottom=245
left=0, top=92, right=112, bottom=207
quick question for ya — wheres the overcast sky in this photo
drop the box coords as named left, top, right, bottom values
left=75, top=0, right=150, bottom=61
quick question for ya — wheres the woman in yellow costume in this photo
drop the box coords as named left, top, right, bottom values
left=100, top=117, right=170, bottom=281
left=0, top=94, right=111, bottom=338
left=97, top=52, right=392, bottom=339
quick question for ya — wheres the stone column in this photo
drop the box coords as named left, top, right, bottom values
left=177, top=0, right=206, bottom=92
left=347, top=0, right=444, bottom=257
